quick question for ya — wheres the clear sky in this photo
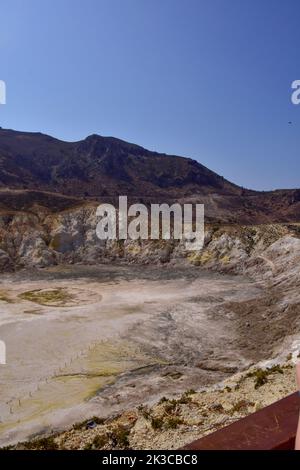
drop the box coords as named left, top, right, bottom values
left=0, top=0, right=299, bottom=190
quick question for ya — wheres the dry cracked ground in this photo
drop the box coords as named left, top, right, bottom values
left=1, top=223, right=300, bottom=449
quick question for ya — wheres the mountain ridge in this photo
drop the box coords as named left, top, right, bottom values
left=0, top=127, right=299, bottom=224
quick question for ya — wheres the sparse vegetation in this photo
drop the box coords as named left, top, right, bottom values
left=3, top=359, right=297, bottom=451
left=84, top=434, right=108, bottom=450
left=158, top=396, right=168, bottom=405
left=151, top=416, right=164, bottom=430
left=164, top=401, right=177, bottom=414
left=185, top=388, right=196, bottom=395
left=246, top=365, right=284, bottom=389
left=110, top=425, right=131, bottom=448
left=165, top=416, right=184, bottom=429
left=230, top=399, right=254, bottom=414
left=177, top=393, right=192, bottom=405
left=15, top=436, right=59, bottom=450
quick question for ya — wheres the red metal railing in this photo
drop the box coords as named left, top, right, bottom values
left=183, top=392, right=299, bottom=450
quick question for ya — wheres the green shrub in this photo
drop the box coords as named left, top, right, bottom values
left=151, top=417, right=164, bottom=430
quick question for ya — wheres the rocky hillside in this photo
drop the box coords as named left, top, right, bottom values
left=0, top=195, right=299, bottom=272
left=0, top=127, right=300, bottom=270
left=0, top=128, right=239, bottom=199
left=0, top=128, right=300, bottom=224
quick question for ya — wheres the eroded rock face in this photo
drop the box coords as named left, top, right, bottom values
left=0, top=248, right=13, bottom=270
left=0, top=204, right=298, bottom=279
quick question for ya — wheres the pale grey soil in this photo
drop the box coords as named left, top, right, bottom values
left=0, top=264, right=260, bottom=446
left=1, top=237, right=300, bottom=449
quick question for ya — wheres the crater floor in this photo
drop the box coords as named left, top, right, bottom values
left=0, top=264, right=266, bottom=446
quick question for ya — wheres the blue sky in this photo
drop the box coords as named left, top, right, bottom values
left=0, top=0, right=299, bottom=190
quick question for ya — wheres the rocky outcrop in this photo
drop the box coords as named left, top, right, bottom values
left=0, top=203, right=299, bottom=276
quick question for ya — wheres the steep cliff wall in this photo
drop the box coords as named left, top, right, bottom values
left=0, top=204, right=298, bottom=273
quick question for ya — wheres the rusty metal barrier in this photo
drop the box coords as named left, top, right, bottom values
left=183, top=392, right=299, bottom=450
